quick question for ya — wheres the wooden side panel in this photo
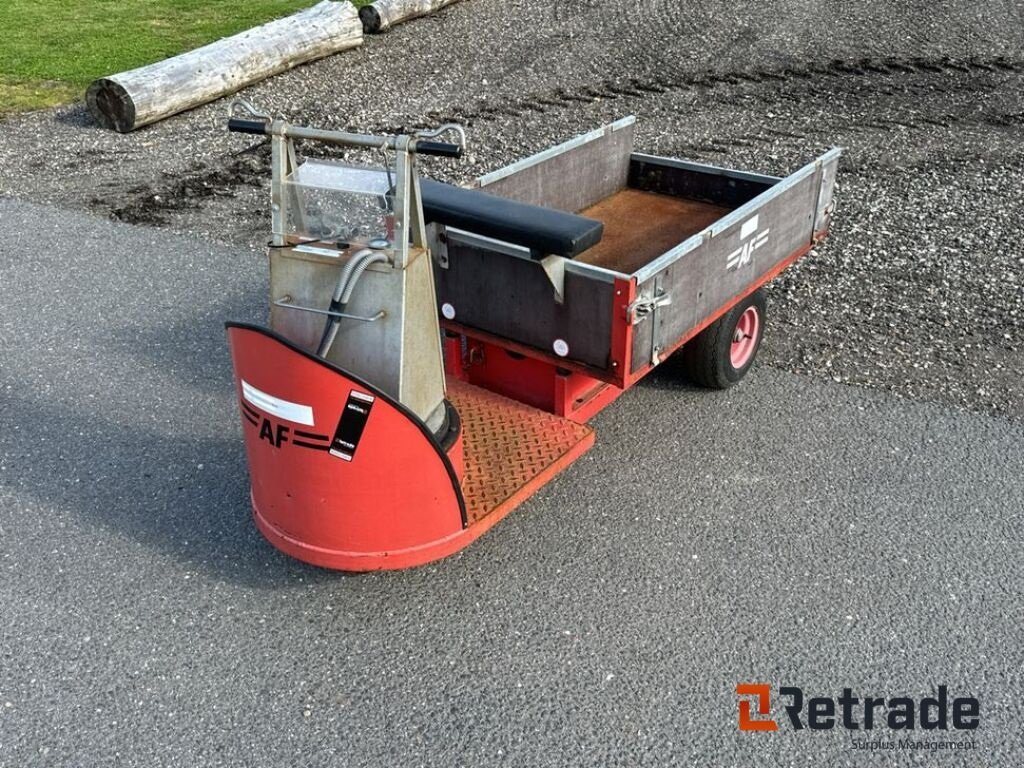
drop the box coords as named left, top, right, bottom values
left=629, top=155, right=778, bottom=208
left=632, top=169, right=821, bottom=372
left=474, top=119, right=636, bottom=213
left=435, top=240, right=615, bottom=370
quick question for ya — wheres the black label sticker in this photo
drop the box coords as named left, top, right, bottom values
left=330, top=391, right=375, bottom=461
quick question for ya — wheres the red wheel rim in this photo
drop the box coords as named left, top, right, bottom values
left=730, top=306, right=760, bottom=369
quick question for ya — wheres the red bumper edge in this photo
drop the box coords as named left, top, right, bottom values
left=253, top=491, right=501, bottom=572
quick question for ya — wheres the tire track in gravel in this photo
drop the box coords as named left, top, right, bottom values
left=102, top=54, right=1024, bottom=228
left=101, top=146, right=269, bottom=226
left=406, top=54, right=1023, bottom=131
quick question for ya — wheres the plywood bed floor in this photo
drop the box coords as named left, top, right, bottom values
left=578, top=189, right=732, bottom=274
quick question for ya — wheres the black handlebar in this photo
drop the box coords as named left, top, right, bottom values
left=415, top=141, right=464, bottom=159
left=227, top=118, right=270, bottom=135
left=227, top=118, right=462, bottom=159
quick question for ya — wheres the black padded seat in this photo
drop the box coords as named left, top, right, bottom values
left=419, top=179, right=603, bottom=259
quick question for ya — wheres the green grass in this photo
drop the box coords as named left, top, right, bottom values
left=0, top=0, right=368, bottom=114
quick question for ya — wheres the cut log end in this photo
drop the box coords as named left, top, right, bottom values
left=359, top=5, right=385, bottom=33
left=83, top=0, right=361, bottom=132
left=86, top=79, right=136, bottom=133
left=361, top=0, right=467, bottom=34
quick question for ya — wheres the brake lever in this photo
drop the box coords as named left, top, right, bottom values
left=415, top=123, right=467, bottom=151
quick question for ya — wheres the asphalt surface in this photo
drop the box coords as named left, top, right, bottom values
left=2, top=0, right=1023, bottom=765
left=1, top=0, right=1023, bottom=419
left=1, top=198, right=1022, bottom=766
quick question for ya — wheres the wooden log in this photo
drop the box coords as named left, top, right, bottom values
left=86, top=1, right=363, bottom=133
left=360, top=0, right=467, bottom=34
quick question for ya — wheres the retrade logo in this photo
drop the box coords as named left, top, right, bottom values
left=736, top=684, right=778, bottom=731
left=736, top=684, right=980, bottom=733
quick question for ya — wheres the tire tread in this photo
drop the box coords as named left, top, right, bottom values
left=680, top=289, right=766, bottom=390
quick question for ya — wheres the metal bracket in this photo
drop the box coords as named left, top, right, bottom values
left=540, top=255, right=567, bottom=304
left=627, top=291, right=671, bottom=325
left=649, top=279, right=669, bottom=365
left=813, top=198, right=838, bottom=246
left=274, top=298, right=385, bottom=323
left=626, top=279, right=671, bottom=365
left=427, top=224, right=449, bottom=269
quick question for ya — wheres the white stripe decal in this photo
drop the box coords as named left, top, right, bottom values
left=241, top=381, right=315, bottom=426
left=740, top=215, right=759, bottom=240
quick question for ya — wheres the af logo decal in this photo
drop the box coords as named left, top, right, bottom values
left=238, top=381, right=375, bottom=461
left=239, top=380, right=331, bottom=453
left=240, top=400, right=333, bottom=452
left=257, top=415, right=290, bottom=448
left=727, top=215, right=771, bottom=271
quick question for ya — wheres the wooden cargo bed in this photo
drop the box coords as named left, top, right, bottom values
left=577, top=189, right=732, bottom=274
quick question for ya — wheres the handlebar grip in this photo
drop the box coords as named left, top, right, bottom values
left=228, top=118, right=269, bottom=136
left=415, top=141, right=463, bottom=159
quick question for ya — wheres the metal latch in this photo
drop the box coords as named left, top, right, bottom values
left=627, top=292, right=671, bottom=325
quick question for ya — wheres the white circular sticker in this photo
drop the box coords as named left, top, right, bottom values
left=441, top=303, right=456, bottom=320
left=553, top=339, right=570, bottom=357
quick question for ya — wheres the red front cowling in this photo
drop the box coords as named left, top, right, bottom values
left=226, top=323, right=468, bottom=571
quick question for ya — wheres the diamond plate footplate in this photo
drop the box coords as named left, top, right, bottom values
left=446, top=379, right=595, bottom=524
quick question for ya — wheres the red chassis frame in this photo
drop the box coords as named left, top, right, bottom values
left=443, top=241, right=814, bottom=424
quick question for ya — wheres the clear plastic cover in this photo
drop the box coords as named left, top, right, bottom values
left=284, top=160, right=394, bottom=245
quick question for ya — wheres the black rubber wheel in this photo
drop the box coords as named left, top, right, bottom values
left=681, top=289, right=767, bottom=389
